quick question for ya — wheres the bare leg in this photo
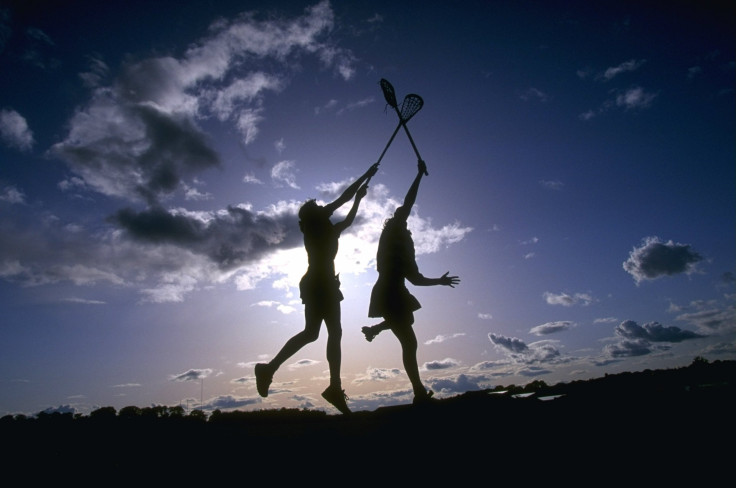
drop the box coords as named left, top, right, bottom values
left=256, top=303, right=323, bottom=398
left=269, top=304, right=322, bottom=370
left=392, top=325, right=426, bottom=397
left=388, top=312, right=428, bottom=399
left=322, top=300, right=351, bottom=414
left=323, top=300, right=343, bottom=387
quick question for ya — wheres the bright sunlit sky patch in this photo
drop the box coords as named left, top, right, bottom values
left=1, top=0, right=734, bottom=416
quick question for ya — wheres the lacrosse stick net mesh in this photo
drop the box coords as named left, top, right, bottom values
left=380, top=78, right=398, bottom=108
left=400, top=94, right=423, bottom=122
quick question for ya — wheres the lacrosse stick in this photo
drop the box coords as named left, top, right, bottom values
left=375, top=89, right=423, bottom=167
left=380, top=78, right=428, bottom=175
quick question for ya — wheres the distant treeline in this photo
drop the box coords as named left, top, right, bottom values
left=2, top=356, right=733, bottom=425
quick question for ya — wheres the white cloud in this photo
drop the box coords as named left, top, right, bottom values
left=489, top=333, right=565, bottom=365
left=209, top=73, right=283, bottom=120
left=424, top=333, right=465, bottom=345
left=0, top=109, right=34, bottom=151
left=601, top=59, right=646, bottom=80
left=412, top=219, right=473, bottom=255
left=615, top=86, right=657, bottom=109
left=50, top=1, right=352, bottom=205
left=254, top=299, right=296, bottom=315
left=0, top=185, right=25, bottom=204
left=530, top=321, right=574, bottom=335
left=422, top=358, right=460, bottom=370
left=594, top=317, right=618, bottom=324
left=236, top=107, right=265, bottom=145
left=271, top=160, right=300, bottom=189
left=543, top=291, right=595, bottom=306
left=287, top=359, right=320, bottom=370
left=243, top=173, right=264, bottom=184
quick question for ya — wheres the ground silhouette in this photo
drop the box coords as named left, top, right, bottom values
left=3, top=357, right=733, bottom=483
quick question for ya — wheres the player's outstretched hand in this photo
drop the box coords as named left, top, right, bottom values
left=440, top=271, right=460, bottom=288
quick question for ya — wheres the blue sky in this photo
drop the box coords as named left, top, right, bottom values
left=1, top=0, right=734, bottom=416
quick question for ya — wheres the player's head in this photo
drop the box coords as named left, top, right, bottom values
left=299, top=199, right=327, bottom=231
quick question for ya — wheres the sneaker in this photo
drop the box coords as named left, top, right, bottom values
left=361, top=326, right=378, bottom=342
left=321, top=385, right=351, bottom=415
left=413, top=389, right=435, bottom=405
left=254, top=363, right=273, bottom=398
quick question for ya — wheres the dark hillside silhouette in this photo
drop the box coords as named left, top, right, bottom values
left=2, top=358, right=733, bottom=483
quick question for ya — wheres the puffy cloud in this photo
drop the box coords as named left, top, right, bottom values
left=0, top=109, right=34, bottom=150
left=51, top=93, right=220, bottom=205
left=363, top=367, right=401, bottom=381
left=428, top=374, right=485, bottom=394
left=604, top=338, right=652, bottom=358
left=489, top=333, right=564, bottom=366
left=0, top=185, right=25, bottom=204
left=205, top=395, right=262, bottom=410
left=603, top=319, right=706, bottom=359
left=422, top=358, right=460, bottom=370
left=110, top=203, right=301, bottom=271
left=411, top=219, right=473, bottom=255
left=530, top=321, right=574, bottom=336
left=50, top=1, right=351, bottom=205
left=614, top=320, right=704, bottom=342
left=489, top=333, right=528, bottom=353
left=623, top=236, right=703, bottom=283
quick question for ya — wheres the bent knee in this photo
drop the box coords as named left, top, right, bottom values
left=299, top=329, right=320, bottom=343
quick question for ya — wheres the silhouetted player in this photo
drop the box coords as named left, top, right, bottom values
left=255, top=162, right=379, bottom=414
left=362, top=159, right=459, bottom=404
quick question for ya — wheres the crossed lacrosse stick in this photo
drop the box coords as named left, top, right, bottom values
left=375, top=78, right=428, bottom=175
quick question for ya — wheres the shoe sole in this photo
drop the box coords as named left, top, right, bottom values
left=321, top=390, right=351, bottom=415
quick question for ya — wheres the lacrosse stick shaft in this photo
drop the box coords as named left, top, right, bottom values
left=376, top=121, right=403, bottom=166
left=395, top=110, right=428, bottom=176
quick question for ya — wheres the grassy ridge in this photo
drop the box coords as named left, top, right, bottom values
left=3, top=358, right=733, bottom=482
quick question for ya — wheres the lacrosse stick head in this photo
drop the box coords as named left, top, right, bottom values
left=400, top=94, right=424, bottom=122
left=380, top=78, right=398, bottom=108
